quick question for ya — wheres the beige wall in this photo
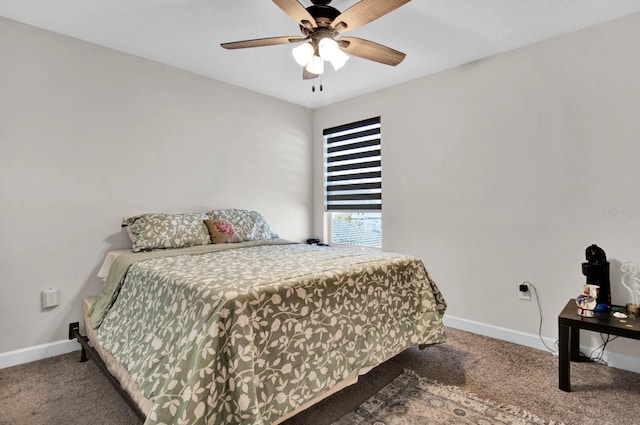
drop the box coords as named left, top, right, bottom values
left=313, top=13, right=640, bottom=369
left=0, top=18, right=312, bottom=353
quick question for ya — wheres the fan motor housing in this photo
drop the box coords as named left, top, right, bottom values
left=307, top=4, right=341, bottom=27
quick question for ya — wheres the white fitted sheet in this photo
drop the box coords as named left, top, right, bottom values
left=96, top=250, right=131, bottom=281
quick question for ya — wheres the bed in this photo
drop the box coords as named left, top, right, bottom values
left=71, top=210, right=447, bottom=425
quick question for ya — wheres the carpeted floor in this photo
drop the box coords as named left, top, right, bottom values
left=1, top=327, right=639, bottom=425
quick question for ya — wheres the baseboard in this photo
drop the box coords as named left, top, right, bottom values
left=443, top=315, right=558, bottom=352
left=443, top=314, right=640, bottom=374
left=0, top=339, right=80, bottom=369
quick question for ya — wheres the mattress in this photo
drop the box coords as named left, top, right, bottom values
left=87, top=241, right=446, bottom=425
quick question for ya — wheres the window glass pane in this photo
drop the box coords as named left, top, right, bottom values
left=330, top=212, right=381, bottom=248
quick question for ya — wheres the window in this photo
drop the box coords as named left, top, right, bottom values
left=324, top=116, right=381, bottom=248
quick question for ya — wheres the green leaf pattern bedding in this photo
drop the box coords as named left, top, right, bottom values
left=94, top=242, right=446, bottom=425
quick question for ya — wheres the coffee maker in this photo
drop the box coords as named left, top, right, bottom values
left=581, top=244, right=611, bottom=312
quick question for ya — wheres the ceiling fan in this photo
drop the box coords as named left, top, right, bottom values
left=221, top=0, right=411, bottom=83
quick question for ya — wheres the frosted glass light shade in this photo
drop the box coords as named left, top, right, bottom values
left=318, top=37, right=339, bottom=61
left=330, top=50, right=349, bottom=70
left=292, top=42, right=314, bottom=67
left=305, top=55, right=324, bottom=75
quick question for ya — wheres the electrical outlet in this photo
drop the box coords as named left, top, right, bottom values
left=41, top=288, right=59, bottom=308
left=518, top=283, right=531, bottom=301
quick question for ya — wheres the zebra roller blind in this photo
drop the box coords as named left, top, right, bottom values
left=324, top=116, right=381, bottom=212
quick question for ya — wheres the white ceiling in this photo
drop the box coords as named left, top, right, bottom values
left=2, top=0, right=640, bottom=109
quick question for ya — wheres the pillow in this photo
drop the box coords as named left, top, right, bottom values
left=123, top=213, right=211, bottom=252
left=203, top=220, right=243, bottom=244
left=206, top=209, right=278, bottom=241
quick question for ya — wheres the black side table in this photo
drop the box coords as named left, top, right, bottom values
left=558, top=299, right=640, bottom=391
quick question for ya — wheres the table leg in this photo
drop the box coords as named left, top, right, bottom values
left=558, top=322, right=571, bottom=392
left=569, top=325, right=580, bottom=362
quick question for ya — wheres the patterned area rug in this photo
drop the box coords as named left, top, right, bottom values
left=331, top=370, right=564, bottom=425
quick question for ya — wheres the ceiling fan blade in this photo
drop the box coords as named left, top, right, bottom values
left=331, top=0, right=411, bottom=33
left=303, top=68, right=319, bottom=80
left=221, top=36, right=305, bottom=50
left=339, top=37, right=406, bottom=66
left=272, top=0, right=317, bottom=29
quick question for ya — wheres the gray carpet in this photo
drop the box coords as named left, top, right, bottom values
left=1, top=327, right=639, bottom=425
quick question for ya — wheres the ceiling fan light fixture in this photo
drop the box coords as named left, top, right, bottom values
left=223, top=0, right=412, bottom=83
left=305, top=55, right=325, bottom=75
left=292, top=42, right=314, bottom=67
left=330, top=49, right=349, bottom=71
left=318, top=37, right=340, bottom=61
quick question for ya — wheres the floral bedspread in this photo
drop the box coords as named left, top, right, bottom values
left=94, top=241, right=447, bottom=425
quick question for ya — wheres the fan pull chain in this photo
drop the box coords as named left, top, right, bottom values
left=311, top=76, right=324, bottom=93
